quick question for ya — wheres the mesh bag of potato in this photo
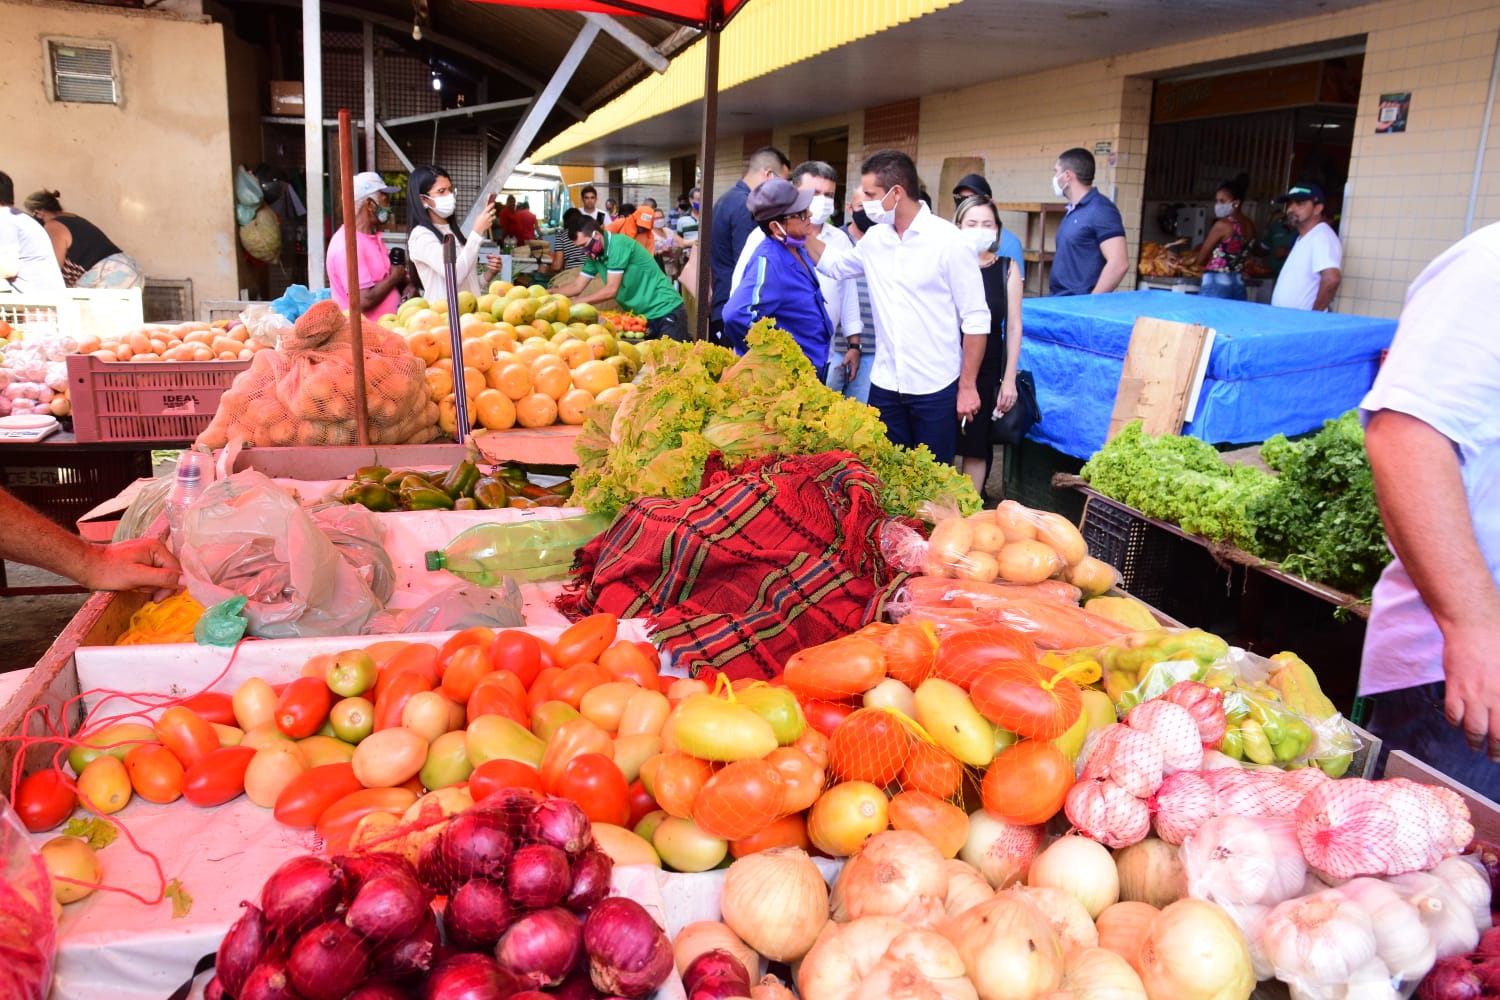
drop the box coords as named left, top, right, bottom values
left=197, top=300, right=441, bottom=448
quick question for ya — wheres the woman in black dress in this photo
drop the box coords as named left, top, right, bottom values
left=953, top=195, right=1023, bottom=501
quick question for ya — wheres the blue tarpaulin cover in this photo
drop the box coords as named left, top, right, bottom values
left=1016, top=291, right=1397, bottom=458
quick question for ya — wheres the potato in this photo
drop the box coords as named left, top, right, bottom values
left=997, top=539, right=1064, bottom=584
left=1035, top=511, right=1089, bottom=566
left=994, top=500, right=1039, bottom=542
left=954, top=551, right=1001, bottom=582
left=929, top=517, right=974, bottom=563
left=969, top=520, right=1008, bottom=554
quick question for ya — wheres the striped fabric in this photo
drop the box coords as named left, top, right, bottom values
left=558, top=451, right=915, bottom=680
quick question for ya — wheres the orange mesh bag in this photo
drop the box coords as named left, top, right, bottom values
left=197, top=300, right=440, bottom=448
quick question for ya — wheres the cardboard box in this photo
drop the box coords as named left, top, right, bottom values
left=269, top=80, right=305, bottom=117
left=75, top=476, right=155, bottom=542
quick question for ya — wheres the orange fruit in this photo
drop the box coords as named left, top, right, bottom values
left=475, top=389, right=517, bottom=430
left=557, top=388, right=595, bottom=425
left=532, top=364, right=572, bottom=400
left=493, top=363, right=532, bottom=401
left=515, top=393, right=558, bottom=428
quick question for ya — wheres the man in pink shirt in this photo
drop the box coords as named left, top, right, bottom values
left=326, top=172, right=407, bottom=320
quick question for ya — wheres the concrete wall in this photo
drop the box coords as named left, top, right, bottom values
left=0, top=0, right=238, bottom=304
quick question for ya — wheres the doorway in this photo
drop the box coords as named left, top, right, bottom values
left=803, top=129, right=850, bottom=223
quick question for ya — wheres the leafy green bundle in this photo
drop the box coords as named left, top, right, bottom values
left=571, top=320, right=980, bottom=519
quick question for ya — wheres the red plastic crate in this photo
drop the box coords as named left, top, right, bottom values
left=66, top=354, right=249, bottom=443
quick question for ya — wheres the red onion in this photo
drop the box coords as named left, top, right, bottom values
left=422, top=952, right=525, bottom=1000
left=496, top=907, right=583, bottom=988
left=510, top=993, right=551, bottom=1000
left=439, top=811, right=515, bottom=885
left=528, top=799, right=593, bottom=857
left=688, top=974, right=753, bottom=999
left=238, top=959, right=300, bottom=1000
left=446, top=877, right=517, bottom=951
left=1479, top=926, right=1500, bottom=958
left=347, top=871, right=431, bottom=944
left=683, top=950, right=752, bottom=995
left=203, top=976, right=225, bottom=1000
left=418, top=834, right=455, bottom=896
left=565, top=849, right=613, bottom=913
left=260, top=855, right=347, bottom=939
left=287, top=918, right=372, bottom=1000
left=375, top=907, right=442, bottom=980
left=338, top=851, right=418, bottom=888
left=1418, top=956, right=1485, bottom=1000
left=506, top=844, right=572, bottom=909
left=552, top=964, right=609, bottom=1000
left=582, top=897, right=673, bottom=998
left=216, top=901, right=267, bottom=997
left=475, top=786, right=544, bottom=825
left=344, top=979, right=411, bottom=1000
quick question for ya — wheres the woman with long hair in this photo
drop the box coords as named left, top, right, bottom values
left=1194, top=173, right=1257, bottom=300
left=404, top=165, right=498, bottom=304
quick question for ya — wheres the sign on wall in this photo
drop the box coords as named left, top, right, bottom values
left=1376, top=92, right=1411, bottom=134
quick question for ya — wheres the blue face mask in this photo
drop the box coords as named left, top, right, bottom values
left=691, top=200, right=701, bottom=212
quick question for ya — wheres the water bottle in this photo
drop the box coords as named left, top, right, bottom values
left=425, top=513, right=611, bottom=585
left=165, top=452, right=206, bottom=555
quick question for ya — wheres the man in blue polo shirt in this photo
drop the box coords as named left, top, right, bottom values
left=1049, top=148, right=1128, bottom=296
left=708, top=146, right=790, bottom=342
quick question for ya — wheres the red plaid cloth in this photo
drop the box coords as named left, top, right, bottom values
left=557, top=451, right=914, bottom=680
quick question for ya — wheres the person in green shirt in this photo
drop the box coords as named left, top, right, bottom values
left=553, top=215, right=689, bottom=341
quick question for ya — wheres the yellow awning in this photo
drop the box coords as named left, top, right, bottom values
left=534, top=0, right=961, bottom=162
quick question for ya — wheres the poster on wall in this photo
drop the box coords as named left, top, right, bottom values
left=1376, top=92, right=1411, bottom=133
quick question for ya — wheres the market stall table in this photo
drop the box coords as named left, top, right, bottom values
left=1017, top=290, right=1397, bottom=458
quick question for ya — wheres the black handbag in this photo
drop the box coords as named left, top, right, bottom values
left=990, top=370, right=1041, bottom=445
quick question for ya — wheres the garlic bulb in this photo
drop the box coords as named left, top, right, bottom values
left=1232, top=901, right=1276, bottom=982
left=1336, top=877, right=1436, bottom=982
left=1430, top=855, right=1493, bottom=931
left=1123, top=700, right=1203, bottom=774
left=1181, top=815, right=1307, bottom=905
left=1386, top=871, right=1481, bottom=958
left=1261, top=888, right=1378, bottom=987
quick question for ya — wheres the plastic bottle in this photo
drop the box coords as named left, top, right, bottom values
left=425, top=513, right=612, bottom=585
left=165, top=451, right=206, bottom=556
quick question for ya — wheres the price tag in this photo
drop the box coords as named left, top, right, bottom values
left=5, top=466, right=62, bottom=487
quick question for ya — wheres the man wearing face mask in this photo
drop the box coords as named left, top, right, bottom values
left=1049, top=148, right=1128, bottom=296
left=722, top=177, right=834, bottom=368
left=729, top=162, right=862, bottom=363
left=807, top=149, right=989, bottom=462
left=553, top=215, right=689, bottom=340
left=709, top=146, right=791, bottom=342
left=827, top=191, right=879, bottom=404
left=326, top=172, right=407, bottom=321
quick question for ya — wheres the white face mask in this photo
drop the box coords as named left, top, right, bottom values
left=861, top=190, right=897, bottom=226
left=1214, top=202, right=1235, bottom=219
left=808, top=194, right=835, bottom=226
left=962, top=226, right=997, bottom=256
left=1051, top=172, right=1067, bottom=198
left=427, top=192, right=457, bottom=218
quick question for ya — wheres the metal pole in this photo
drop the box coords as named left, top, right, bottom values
left=1465, top=29, right=1500, bottom=236
left=338, top=110, right=371, bottom=447
left=692, top=24, right=720, bottom=342
left=443, top=236, right=470, bottom=442
left=363, top=21, right=377, bottom=170
left=303, top=0, right=325, bottom=289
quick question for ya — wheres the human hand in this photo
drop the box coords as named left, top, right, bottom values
left=473, top=201, right=497, bottom=239
left=956, top=384, right=980, bottom=421
left=1443, top=620, right=1500, bottom=760
left=389, top=265, right=408, bottom=288
left=843, top=349, right=860, bottom=384
left=996, top=375, right=1018, bottom=414
left=78, top=538, right=182, bottom=602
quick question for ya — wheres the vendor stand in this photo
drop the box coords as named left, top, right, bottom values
left=1018, top=290, right=1396, bottom=458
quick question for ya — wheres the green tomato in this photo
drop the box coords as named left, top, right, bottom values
left=734, top=685, right=806, bottom=745
left=325, top=650, right=378, bottom=698
left=329, top=697, right=375, bottom=744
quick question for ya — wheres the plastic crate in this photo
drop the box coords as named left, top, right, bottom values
left=2, top=447, right=152, bottom=531
left=199, top=299, right=257, bottom=324
left=1079, top=494, right=1173, bottom=607
left=67, top=354, right=248, bottom=443
left=0, top=288, right=144, bottom=342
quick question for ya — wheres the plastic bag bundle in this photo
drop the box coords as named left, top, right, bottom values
left=0, top=801, right=57, bottom=1000
left=197, top=300, right=440, bottom=448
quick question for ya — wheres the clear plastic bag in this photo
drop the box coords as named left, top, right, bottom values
left=366, top=580, right=525, bottom=634
left=1042, top=628, right=1231, bottom=710
left=179, top=470, right=385, bottom=638
left=0, top=800, right=57, bottom=1000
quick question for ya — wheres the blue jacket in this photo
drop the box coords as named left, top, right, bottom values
left=724, top=236, right=834, bottom=370
left=709, top=180, right=756, bottom=323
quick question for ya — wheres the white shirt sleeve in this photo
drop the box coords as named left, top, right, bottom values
left=946, top=235, right=991, bottom=336
left=407, top=225, right=483, bottom=302
left=730, top=227, right=765, bottom=293
left=1309, top=225, right=1343, bottom=274
left=816, top=238, right=865, bottom=281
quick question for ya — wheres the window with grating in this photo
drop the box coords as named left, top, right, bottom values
left=862, top=99, right=920, bottom=158
left=49, top=40, right=118, bottom=105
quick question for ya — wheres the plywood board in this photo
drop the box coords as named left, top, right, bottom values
left=1384, top=749, right=1500, bottom=846
left=1108, top=316, right=1212, bottom=440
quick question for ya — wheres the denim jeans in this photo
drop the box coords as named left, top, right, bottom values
left=869, top=379, right=959, bottom=459
left=825, top=351, right=873, bottom=405
left=1199, top=271, right=1246, bottom=300
left=1364, top=681, right=1500, bottom=798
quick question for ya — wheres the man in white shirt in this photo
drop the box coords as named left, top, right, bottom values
left=1269, top=183, right=1342, bottom=311
left=1358, top=221, right=1500, bottom=793
left=808, top=149, right=989, bottom=461
left=0, top=170, right=65, bottom=293
left=578, top=185, right=608, bottom=226
left=730, top=161, right=862, bottom=374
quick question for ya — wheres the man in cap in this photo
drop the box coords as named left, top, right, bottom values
left=951, top=173, right=1027, bottom=277
left=326, top=171, right=406, bottom=321
left=554, top=214, right=689, bottom=341
left=1270, top=183, right=1342, bottom=311
left=723, top=177, right=833, bottom=368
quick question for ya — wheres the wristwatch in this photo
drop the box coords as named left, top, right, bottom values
left=845, top=335, right=860, bottom=350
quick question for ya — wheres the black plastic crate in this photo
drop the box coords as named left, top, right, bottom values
left=2, top=449, right=152, bottom=532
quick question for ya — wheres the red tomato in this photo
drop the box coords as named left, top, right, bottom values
left=124, top=743, right=185, bottom=804
left=631, top=641, right=660, bottom=670
left=440, top=645, right=492, bottom=703
left=315, top=787, right=418, bottom=854
left=468, top=758, right=545, bottom=802
left=553, top=614, right=618, bottom=669
left=980, top=740, right=1072, bottom=826
left=553, top=753, right=629, bottom=827
left=438, top=627, right=495, bottom=672
left=372, top=670, right=432, bottom=732
left=692, top=759, right=785, bottom=841
left=764, top=747, right=825, bottom=814
left=182, top=745, right=256, bottom=807
left=276, top=676, right=334, bottom=739
left=273, top=763, right=364, bottom=828
left=626, top=778, right=657, bottom=828
left=180, top=692, right=236, bottom=726
left=827, top=708, right=912, bottom=786
left=550, top=662, right=611, bottom=710
left=154, top=706, right=221, bottom=768
left=375, top=644, right=440, bottom=698
left=526, top=667, right=563, bottom=715
left=598, top=642, right=660, bottom=692
left=639, top=752, right=712, bottom=819
left=900, top=740, right=964, bottom=801
left=730, top=813, right=811, bottom=858
left=15, top=769, right=75, bottom=832
left=490, top=629, right=544, bottom=688
left=800, top=698, right=857, bottom=738
left=466, top=675, right=528, bottom=728
left=539, top=718, right=612, bottom=794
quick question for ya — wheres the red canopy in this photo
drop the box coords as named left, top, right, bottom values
left=470, top=0, right=749, bottom=30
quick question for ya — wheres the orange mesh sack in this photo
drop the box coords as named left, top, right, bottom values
left=196, top=300, right=441, bottom=448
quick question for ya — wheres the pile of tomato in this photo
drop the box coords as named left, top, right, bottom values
left=599, top=311, right=648, bottom=336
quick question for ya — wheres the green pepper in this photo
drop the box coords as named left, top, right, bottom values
left=343, top=482, right=397, bottom=513
left=1239, top=719, right=1276, bottom=766
left=1316, top=751, right=1353, bottom=779
left=401, top=484, right=455, bottom=510
left=1247, top=700, right=1289, bottom=746
left=384, top=468, right=427, bottom=490
left=1273, top=719, right=1316, bottom=762
left=473, top=477, right=509, bottom=510
left=441, top=460, right=480, bottom=500
left=1217, top=727, right=1244, bottom=761
left=496, top=462, right=531, bottom=490
left=453, top=497, right=479, bottom=511
left=355, top=465, right=391, bottom=484
left=550, top=480, right=575, bottom=499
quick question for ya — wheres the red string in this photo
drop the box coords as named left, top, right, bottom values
left=4, top=638, right=248, bottom=907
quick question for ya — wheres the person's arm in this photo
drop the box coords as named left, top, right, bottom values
left=1365, top=409, right=1500, bottom=751
left=1193, top=220, right=1232, bottom=270
left=722, top=256, right=761, bottom=351
left=574, top=270, right=623, bottom=306
left=359, top=266, right=407, bottom=311
left=1093, top=235, right=1129, bottom=293
left=1312, top=268, right=1342, bottom=311
left=807, top=233, right=864, bottom=279
left=0, top=488, right=180, bottom=598
left=44, top=219, right=70, bottom=270
left=405, top=229, right=443, bottom=299
left=997, top=262, right=1024, bottom=413
left=730, top=229, right=764, bottom=292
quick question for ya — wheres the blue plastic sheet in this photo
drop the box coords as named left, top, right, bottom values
left=269, top=284, right=332, bottom=323
left=1016, top=291, right=1397, bottom=458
